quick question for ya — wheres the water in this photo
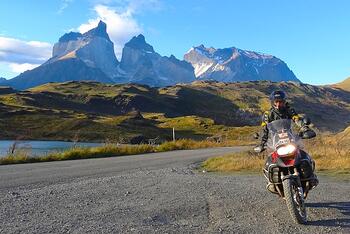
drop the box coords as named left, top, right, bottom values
left=0, top=140, right=103, bottom=157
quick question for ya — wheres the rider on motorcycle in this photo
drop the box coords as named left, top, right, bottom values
left=255, top=90, right=319, bottom=190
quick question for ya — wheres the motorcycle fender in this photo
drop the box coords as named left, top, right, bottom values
left=282, top=175, right=302, bottom=187
left=281, top=174, right=298, bottom=181
left=276, top=158, right=293, bottom=168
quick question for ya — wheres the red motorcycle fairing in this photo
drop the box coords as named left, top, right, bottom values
left=265, top=149, right=314, bottom=184
left=271, top=149, right=301, bottom=167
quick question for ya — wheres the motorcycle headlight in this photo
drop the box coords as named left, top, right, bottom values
left=277, top=144, right=296, bottom=156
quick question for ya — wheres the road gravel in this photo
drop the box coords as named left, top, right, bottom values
left=0, top=147, right=349, bottom=233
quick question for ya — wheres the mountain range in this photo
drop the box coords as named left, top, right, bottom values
left=184, top=45, right=299, bottom=82
left=1, top=21, right=300, bottom=89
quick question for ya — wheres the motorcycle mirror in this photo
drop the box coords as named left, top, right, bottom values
left=301, top=129, right=316, bottom=139
left=253, top=132, right=260, bottom=139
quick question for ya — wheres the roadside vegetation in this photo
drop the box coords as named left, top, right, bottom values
left=202, top=134, right=350, bottom=176
left=202, top=151, right=265, bottom=173
left=307, top=134, right=350, bottom=175
left=0, top=139, right=237, bottom=165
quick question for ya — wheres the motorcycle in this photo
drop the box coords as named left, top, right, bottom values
left=255, top=119, right=317, bottom=224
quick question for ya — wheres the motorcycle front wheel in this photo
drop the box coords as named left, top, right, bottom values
left=283, top=178, right=307, bottom=224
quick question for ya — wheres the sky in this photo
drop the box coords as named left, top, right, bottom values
left=0, top=0, right=349, bottom=85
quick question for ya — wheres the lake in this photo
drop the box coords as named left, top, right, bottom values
left=0, top=140, right=103, bottom=157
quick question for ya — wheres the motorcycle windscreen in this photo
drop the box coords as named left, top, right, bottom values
left=266, top=119, right=303, bottom=151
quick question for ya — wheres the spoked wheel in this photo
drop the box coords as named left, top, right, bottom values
left=282, top=179, right=307, bottom=224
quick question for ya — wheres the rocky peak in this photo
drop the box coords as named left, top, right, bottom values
left=120, top=34, right=155, bottom=71
left=192, top=45, right=217, bottom=56
left=124, top=34, right=154, bottom=53
left=196, top=44, right=206, bottom=50
left=59, top=32, right=83, bottom=43
left=46, top=20, right=119, bottom=80
left=168, top=55, right=193, bottom=70
left=83, top=20, right=110, bottom=41
left=120, top=35, right=195, bottom=86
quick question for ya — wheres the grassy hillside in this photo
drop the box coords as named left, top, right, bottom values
left=333, top=77, right=350, bottom=92
left=333, top=125, right=350, bottom=146
left=0, top=80, right=349, bottom=143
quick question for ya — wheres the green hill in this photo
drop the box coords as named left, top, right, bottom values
left=0, top=80, right=349, bottom=143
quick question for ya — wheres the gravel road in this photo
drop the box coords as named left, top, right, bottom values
left=0, top=147, right=349, bottom=233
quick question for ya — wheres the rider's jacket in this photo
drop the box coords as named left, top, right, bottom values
left=260, top=102, right=301, bottom=146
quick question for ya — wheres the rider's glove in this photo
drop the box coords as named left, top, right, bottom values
left=300, top=125, right=310, bottom=132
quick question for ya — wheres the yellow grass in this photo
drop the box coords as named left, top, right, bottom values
left=333, top=77, right=350, bottom=91
left=305, top=137, right=350, bottom=174
left=0, top=144, right=155, bottom=165
left=156, top=139, right=224, bottom=152
left=203, top=135, right=350, bottom=175
left=202, top=151, right=265, bottom=172
left=0, top=139, right=231, bottom=165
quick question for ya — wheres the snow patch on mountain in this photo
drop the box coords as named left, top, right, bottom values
left=184, top=44, right=300, bottom=82
left=193, top=62, right=213, bottom=77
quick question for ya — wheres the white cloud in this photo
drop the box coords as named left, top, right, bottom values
left=78, top=1, right=162, bottom=59
left=0, top=37, right=52, bottom=64
left=0, top=37, right=52, bottom=76
left=0, top=61, right=40, bottom=78
left=8, top=63, right=40, bottom=73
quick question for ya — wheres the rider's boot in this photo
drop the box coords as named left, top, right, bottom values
left=309, top=174, right=319, bottom=189
left=309, top=160, right=319, bottom=189
left=299, top=150, right=319, bottom=190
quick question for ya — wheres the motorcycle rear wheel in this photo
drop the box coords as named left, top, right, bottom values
left=283, top=179, right=307, bottom=224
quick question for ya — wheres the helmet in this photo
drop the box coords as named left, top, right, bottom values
left=269, top=90, right=286, bottom=102
left=269, top=90, right=287, bottom=110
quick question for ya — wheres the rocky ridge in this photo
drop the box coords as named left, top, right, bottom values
left=184, top=45, right=299, bottom=82
left=2, top=21, right=300, bottom=89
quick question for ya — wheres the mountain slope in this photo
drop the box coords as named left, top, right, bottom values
left=184, top=45, right=300, bottom=82
left=333, top=77, right=350, bottom=92
left=2, top=59, right=113, bottom=90
left=335, top=125, right=350, bottom=145
left=0, top=80, right=349, bottom=144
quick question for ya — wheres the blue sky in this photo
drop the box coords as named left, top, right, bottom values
left=0, top=0, right=349, bottom=85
